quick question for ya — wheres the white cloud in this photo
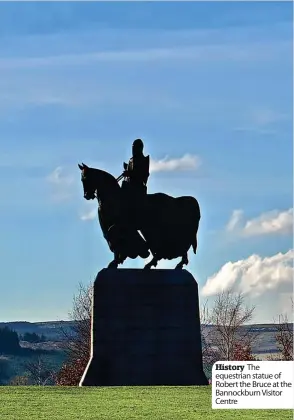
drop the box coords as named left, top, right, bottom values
left=250, top=108, right=289, bottom=127
left=233, top=108, right=290, bottom=135
left=0, top=42, right=284, bottom=71
left=275, top=292, right=294, bottom=319
left=46, top=166, right=74, bottom=202
left=226, top=209, right=244, bottom=232
left=46, top=166, right=73, bottom=186
left=80, top=208, right=96, bottom=221
left=150, top=154, right=201, bottom=173
left=226, top=208, right=293, bottom=237
left=201, top=249, right=294, bottom=298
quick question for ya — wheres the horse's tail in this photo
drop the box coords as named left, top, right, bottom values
left=190, top=198, right=201, bottom=254
left=192, top=219, right=199, bottom=254
left=177, top=196, right=201, bottom=254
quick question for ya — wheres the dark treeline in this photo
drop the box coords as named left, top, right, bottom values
left=0, top=327, right=55, bottom=357
left=0, top=327, right=21, bottom=354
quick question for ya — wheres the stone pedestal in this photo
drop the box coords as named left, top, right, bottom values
left=79, top=268, right=208, bottom=386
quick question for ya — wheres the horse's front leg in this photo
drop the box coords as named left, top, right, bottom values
left=107, top=251, right=126, bottom=268
left=175, top=253, right=188, bottom=270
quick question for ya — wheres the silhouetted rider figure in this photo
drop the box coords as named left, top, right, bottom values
left=122, top=139, right=150, bottom=199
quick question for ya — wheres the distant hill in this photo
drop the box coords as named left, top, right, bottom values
left=0, top=319, right=291, bottom=355
left=0, top=321, right=76, bottom=341
left=1, top=320, right=291, bottom=339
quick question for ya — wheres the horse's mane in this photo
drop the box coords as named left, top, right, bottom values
left=89, top=167, right=121, bottom=191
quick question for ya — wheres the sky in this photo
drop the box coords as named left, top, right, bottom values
left=0, top=2, right=292, bottom=324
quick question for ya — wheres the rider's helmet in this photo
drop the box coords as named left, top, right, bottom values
left=132, top=138, right=144, bottom=156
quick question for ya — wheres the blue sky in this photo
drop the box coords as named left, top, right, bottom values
left=0, top=2, right=292, bottom=323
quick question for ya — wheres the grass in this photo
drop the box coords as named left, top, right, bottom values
left=0, top=386, right=292, bottom=420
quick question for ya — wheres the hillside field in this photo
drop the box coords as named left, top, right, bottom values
left=0, top=386, right=292, bottom=420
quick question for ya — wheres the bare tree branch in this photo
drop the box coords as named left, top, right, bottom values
left=57, top=282, right=93, bottom=385
left=272, top=298, right=293, bottom=361
left=59, top=282, right=92, bottom=362
left=22, top=356, right=56, bottom=386
left=200, top=289, right=258, bottom=363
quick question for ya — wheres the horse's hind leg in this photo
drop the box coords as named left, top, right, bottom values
left=144, top=255, right=159, bottom=269
left=175, top=253, right=188, bottom=270
left=108, top=258, right=119, bottom=268
left=108, top=251, right=126, bottom=268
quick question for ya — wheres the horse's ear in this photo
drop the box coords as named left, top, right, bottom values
left=82, top=162, right=89, bottom=169
left=78, top=164, right=83, bottom=170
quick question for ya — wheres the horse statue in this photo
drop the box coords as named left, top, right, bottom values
left=78, top=163, right=201, bottom=270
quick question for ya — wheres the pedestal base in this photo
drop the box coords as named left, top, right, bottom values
left=79, top=268, right=208, bottom=386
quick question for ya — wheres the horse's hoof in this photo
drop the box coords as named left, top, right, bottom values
left=175, top=264, right=184, bottom=270
left=108, top=261, right=118, bottom=269
left=144, top=264, right=152, bottom=270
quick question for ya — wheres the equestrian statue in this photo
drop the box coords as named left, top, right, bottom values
left=78, top=139, right=201, bottom=269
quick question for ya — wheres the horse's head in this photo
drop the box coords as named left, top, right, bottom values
left=78, top=163, right=97, bottom=200
left=78, top=162, right=120, bottom=201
